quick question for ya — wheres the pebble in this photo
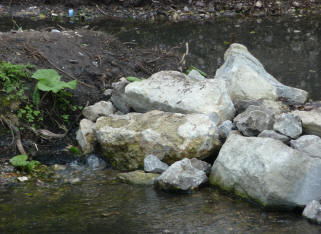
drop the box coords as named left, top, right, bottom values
left=17, top=176, right=28, bottom=182
left=255, top=1, right=263, bottom=8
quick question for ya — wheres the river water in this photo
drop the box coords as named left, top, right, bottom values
left=0, top=15, right=321, bottom=233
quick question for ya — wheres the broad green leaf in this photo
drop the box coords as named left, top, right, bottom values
left=10, top=154, right=28, bottom=167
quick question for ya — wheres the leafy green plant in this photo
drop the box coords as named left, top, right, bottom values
left=17, top=104, right=43, bottom=127
left=9, top=154, right=40, bottom=173
left=0, top=61, right=33, bottom=101
left=126, top=76, right=143, bottom=82
left=186, top=66, right=207, bottom=77
left=68, top=146, right=80, bottom=155
left=31, top=69, right=77, bottom=106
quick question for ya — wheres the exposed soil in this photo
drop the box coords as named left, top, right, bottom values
left=0, top=0, right=320, bottom=22
left=0, top=29, right=181, bottom=164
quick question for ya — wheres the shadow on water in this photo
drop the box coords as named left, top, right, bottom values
left=0, top=15, right=321, bottom=233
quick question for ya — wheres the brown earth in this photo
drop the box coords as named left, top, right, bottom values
left=0, top=29, right=181, bottom=162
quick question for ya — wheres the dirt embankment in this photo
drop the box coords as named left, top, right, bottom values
left=0, top=0, right=320, bottom=21
left=0, top=29, right=181, bottom=160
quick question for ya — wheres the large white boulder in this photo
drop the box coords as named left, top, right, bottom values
left=124, top=71, right=235, bottom=123
left=94, top=110, right=221, bottom=170
left=215, top=43, right=308, bottom=105
left=210, top=131, right=321, bottom=209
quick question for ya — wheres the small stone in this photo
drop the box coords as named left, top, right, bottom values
left=51, top=29, right=60, bottom=33
left=255, top=1, right=263, bottom=8
left=76, top=119, right=95, bottom=154
left=292, top=1, right=301, bottom=7
left=17, top=176, right=28, bottom=182
left=117, top=170, right=159, bottom=185
left=303, top=200, right=321, bottom=224
left=183, top=6, right=189, bottom=12
left=258, top=130, right=290, bottom=143
left=235, top=3, right=243, bottom=11
left=85, top=154, right=106, bottom=170
left=290, top=135, right=321, bottom=159
left=218, top=120, right=233, bottom=139
left=196, top=1, right=205, bottom=7
left=273, top=113, right=302, bottom=139
left=103, top=89, right=113, bottom=98
left=69, top=178, right=81, bottom=184
left=52, top=164, right=67, bottom=171
left=82, top=101, right=115, bottom=122
left=144, top=154, right=169, bottom=174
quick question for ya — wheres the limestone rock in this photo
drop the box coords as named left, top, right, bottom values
left=234, top=105, right=275, bottom=136
left=144, top=154, right=169, bottom=174
left=190, top=158, right=211, bottom=175
left=117, top=170, right=159, bottom=185
left=302, top=200, right=321, bottom=224
left=124, top=70, right=235, bottom=123
left=82, top=101, right=115, bottom=121
left=218, top=120, right=233, bottom=139
left=110, top=78, right=131, bottom=113
left=292, top=108, right=321, bottom=137
left=290, top=135, right=321, bottom=159
left=188, top=69, right=206, bottom=81
left=258, top=130, right=290, bottom=143
left=273, top=113, right=302, bottom=139
left=76, top=119, right=95, bottom=154
left=94, top=110, right=221, bottom=171
left=156, top=158, right=208, bottom=192
left=215, top=43, right=308, bottom=105
left=210, top=132, right=321, bottom=208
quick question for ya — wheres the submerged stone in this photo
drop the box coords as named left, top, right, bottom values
left=117, top=170, right=159, bottom=185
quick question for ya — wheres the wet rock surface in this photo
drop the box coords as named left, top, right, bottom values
left=117, top=170, right=159, bottom=185
left=144, top=154, right=169, bottom=174
left=156, top=158, right=208, bottom=192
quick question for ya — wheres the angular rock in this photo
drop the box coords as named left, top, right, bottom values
left=210, top=132, right=321, bottom=208
left=188, top=69, right=206, bottom=81
left=215, top=43, right=308, bottom=105
left=292, top=108, right=321, bottom=137
left=124, top=70, right=235, bottom=123
left=234, top=105, right=275, bottom=136
left=76, top=119, right=95, bottom=154
left=190, top=158, right=211, bottom=175
left=218, top=120, right=233, bottom=139
left=94, top=110, right=221, bottom=171
left=273, top=113, right=302, bottom=139
left=117, top=170, right=159, bottom=185
left=82, top=101, right=115, bottom=122
left=156, top=158, right=208, bottom=192
left=234, top=99, right=289, bottom=115
left=110, top=78, right=131, bottom=113
left=258, top=130, right=290, bottom=143
left=144, top=154, right=169, bottom=174
left=290, top=135, right=321, bottom=159
left=302, top=200, right=321, bottom=224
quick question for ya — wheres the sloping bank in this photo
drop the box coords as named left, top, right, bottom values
left=77, top=43, right=321, bottom=218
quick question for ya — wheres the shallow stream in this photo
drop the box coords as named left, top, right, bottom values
left=0, top=15, right=321, bottom=233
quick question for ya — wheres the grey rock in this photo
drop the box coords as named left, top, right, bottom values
left=234, top=99, right=289, bottom=115
left=117, top=170, right=159, bottom=185
left=50, top=29, right=60, bottom=33
left=215, top=43, right=308, bottom=105
left=290, top=135, right=321, bottom=159
left=156, top=158, right=208, bottom=192
left=94, top=110, right=221, bottom=171
left=76, top=119, right=96, bottom=154
left=103, top=89, right=113, bottom=98
left=302, top=200, right=321, bottom=224
left=124, top=70, right=235, bottom=123
left=110, top=78, right=131, bottom=113
left=218, top=120, right=233, bottom=139
left=144, top=154, right=169, bottom=174
left=258, top=130, right=290, bottom=143
left=82, top=101, right=115, bottom=122
left=292, top=108, right=321, bottom=137
left=85, top=154, right=106, bottom=170
left=234, top=105, right=275, bottom=136
left=210, top=132, right=321, bottom=208
left=190, top=158, right=211, bottom=175
left=273, top=113, right=302, bottom=139
left=188, top=69, right=206, bottom=81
